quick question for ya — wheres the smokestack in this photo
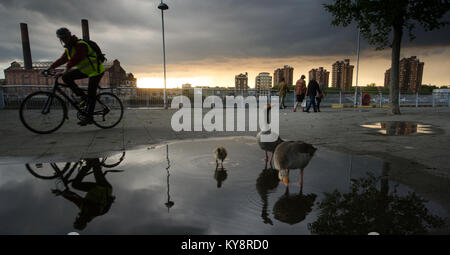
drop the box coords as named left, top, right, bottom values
left=20, top=23, right=32, bottom=70
left=81, top=19, right=90, bottom=40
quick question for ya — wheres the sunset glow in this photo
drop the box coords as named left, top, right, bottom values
left=137, top=77, right=216, bottom=88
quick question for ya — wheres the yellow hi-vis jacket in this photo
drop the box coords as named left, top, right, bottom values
left=66, top=40, right=105, bottom=77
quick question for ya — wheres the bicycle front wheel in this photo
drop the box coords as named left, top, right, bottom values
left=92, top=92, right=124, bottom=129
left=20, top=91, right=66, bottom=134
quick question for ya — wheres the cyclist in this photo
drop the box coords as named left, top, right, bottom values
left=47, top=27, right=105, bottom=126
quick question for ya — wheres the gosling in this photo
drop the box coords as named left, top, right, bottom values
left=214, top=146, right=228, bottom=168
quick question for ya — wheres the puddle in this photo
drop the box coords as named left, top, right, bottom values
left=361, top=121, right=435, bottom=136
left=0, top=137, right=447, bottom=234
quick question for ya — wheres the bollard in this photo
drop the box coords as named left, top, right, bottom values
left=379, top=92, right=382, bottom=108
left=0, top=88, right=4, bottom=109
left=359, top=92, right=363, bottom=107
left=432, top=92, right=435, bottom=107
left=399, top=92, right=401, bottom=107
left=339, top=91, right=342, bottom=110
left=416, top=92, right=419, bottom=108
left=146, top=89, right=149, bottom=107
left=448, top=92, right=450, bottom=107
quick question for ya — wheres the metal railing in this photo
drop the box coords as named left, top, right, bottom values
left=1, top=85, right=449, bottom=109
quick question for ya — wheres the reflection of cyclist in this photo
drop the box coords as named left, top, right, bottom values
left=48, top=27, right=105, bottom=126
left=53, top=158, right=114, bottom=230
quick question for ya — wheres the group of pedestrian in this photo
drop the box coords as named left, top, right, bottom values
left=277, top=75, right=325, bottom=112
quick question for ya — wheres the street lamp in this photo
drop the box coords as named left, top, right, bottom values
left=158, top=1, right=169, bottom=109
left=354, top=27, right=361, bottom=109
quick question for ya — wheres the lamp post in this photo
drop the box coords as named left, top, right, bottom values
left=354, top=28, right=361, bottom=109
left=158, top=1, right=169, bottom=109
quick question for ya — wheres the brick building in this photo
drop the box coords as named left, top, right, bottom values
left=255, top=72, right=272, bottom=95
left=235, top=72, right=248, bottom=95
left=384, top=56, right=424, bottom=93
left=332, top=59, right=354, bottom=92
left=273, top=65, right=294, bottom=87
left=3, top=59, right=136, bottom=88
left=309, top=67, right=330, bottom=87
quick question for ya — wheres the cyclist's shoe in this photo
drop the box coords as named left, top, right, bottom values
left=78, top=99, right=86, bottom=108
left=73, top=95, right=87, bottom=108
left=77, top=117, right=94, bottom=126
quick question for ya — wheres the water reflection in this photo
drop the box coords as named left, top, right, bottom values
left=214, top=167, right=228, bottom=188
left=361, top=122, right=434, bottom=136
left=308, top=162, right=445, bottom=235
left=165, top=145, right=174, bottom=211
left=0, top=138, right=444, bottom=234
left=25, top=153, right=126, bottom=231
left=256, top=168, right=279, bottom=225
left=273, top=186, right=317, bottom=225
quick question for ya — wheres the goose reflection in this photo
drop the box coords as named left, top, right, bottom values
left=256, top=167, right=279, bottom=225
left=273, top=186, right=317, bottom=225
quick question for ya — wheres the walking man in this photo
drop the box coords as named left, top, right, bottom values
left=293, top=75, right=307, bottom=112
left=305, top=78, right=321, bottom=113
left=278, top=78, right=288, bottom=109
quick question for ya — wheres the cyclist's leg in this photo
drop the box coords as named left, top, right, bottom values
left=72, top=160, right=96, bottom=192
left=86, top=73, right=104, bottom=118
left=92, top=164, right=112, bottom=189
left=62, top=69, right=89, bottom=97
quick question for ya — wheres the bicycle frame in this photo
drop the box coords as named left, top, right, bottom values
left=42, top=74, right=110, bottom=118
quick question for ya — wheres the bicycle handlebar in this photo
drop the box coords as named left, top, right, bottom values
left=41, top=70, right=60, bottom=77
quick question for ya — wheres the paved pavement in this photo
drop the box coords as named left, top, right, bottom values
left=1, top=106, right=450, bottom=227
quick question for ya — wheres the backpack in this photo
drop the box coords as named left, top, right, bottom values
left=83, top=39, right=106, bottom=62
left=80, top=39, right=106, bottom=73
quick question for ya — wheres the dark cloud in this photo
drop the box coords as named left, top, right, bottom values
left=1, top=0, right=449, bottom=73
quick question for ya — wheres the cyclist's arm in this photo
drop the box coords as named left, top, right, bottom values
left=49, top=52, right=68, bottom=70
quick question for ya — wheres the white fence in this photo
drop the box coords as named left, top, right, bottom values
left=1, top=85, right=449, bottom=109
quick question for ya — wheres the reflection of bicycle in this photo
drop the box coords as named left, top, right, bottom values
left=26, top=152, right=126, bottom=180
left=19, top=70, right=124, bottom=134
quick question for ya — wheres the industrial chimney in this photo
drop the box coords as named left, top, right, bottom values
left=81, top=19, right=90, bottom=40
left=20, top=23, right=32, bottom=70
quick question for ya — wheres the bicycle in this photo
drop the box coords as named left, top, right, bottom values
left=25, top=151, right=126, bottom=180
left=19, top=70, right=124, bottom=134
left=25, top=157, right=124, bottom=200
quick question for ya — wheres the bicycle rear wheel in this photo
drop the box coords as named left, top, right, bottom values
left=92, top=92, right=124, bottom=129
left=26, top=162, right=71, bottom=179
left=20, top=91, right=66, bottom=134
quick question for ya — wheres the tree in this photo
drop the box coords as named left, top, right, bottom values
left=324, top=0, right=450, bottom=115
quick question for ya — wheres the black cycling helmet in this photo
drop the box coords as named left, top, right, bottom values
left=56, top=27, right=71, bottom=39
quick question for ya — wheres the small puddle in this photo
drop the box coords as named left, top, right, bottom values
left=0, top=137, right=446, bottom=234
left=361, top=121, right=435, bottom=136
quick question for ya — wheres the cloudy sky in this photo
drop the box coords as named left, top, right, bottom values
left=1, top=0, right=449, bottom=88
